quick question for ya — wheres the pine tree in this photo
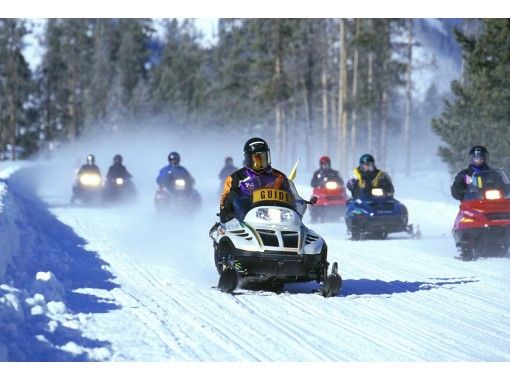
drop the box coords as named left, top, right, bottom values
left=115, top=19, right=153, bottom=119
left=432, top=19, right=510, bottom=172
left=151, top=19, right=209, bottom=124
left=0, top=19, right=35, bottom=159
left=39, top=19, right=93, bottom=141
left=86, top=19, right=117, bottom=128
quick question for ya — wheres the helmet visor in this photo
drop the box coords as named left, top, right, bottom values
left=471, top=151, right=488, bottom=166
left=247, top=151, right=270, bottom=171
left=361, top=162, right=374, bottom=172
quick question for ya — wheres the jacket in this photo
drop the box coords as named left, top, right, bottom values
left=347, top=167, right=394, bottom=199
left=220, top=166, right=289, bottom=222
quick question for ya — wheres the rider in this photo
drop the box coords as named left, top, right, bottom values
left=71, top=154, right=101, bottom=203
left=451, top=146, right=491, bottom=201
left=76, top=154, right=101, bottom=177
left=346, top=154, right=394, bottom=199
left=156, top=151, right=195, bottom=190
left=311, top=156, right=344, bottom=188
left=219, top=156, right=238, bottom=183
left=220, top=137, right=291, bottom=223
left=106, top=154, right=132, bottom=181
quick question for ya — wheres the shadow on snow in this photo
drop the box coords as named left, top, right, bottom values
left=284, top=276, right=478, bottom=297
left=2, top=168, right=120, bottom=361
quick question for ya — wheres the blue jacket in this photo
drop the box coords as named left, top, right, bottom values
left=156, top=164, right=194, bottom=188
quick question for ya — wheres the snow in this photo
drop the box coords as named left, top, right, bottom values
left=1, top=142, right=510, bottom=373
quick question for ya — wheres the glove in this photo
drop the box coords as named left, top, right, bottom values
left=347, top=178, right=358, bottom=190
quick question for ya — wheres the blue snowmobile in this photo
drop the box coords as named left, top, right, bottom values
left=345, top=187, right=419, bottom=240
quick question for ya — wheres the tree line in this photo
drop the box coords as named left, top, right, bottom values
left=0, top=18, right=507, bottom=175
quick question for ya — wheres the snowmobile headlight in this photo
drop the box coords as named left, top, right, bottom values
left=256, top=208, right=280, bottom=221
left=371, top=188, right=384, bottom=197
left=115, top=178, right=124, bottom=185
left=325, top=181, right=338, bottom=190
left=256, top=208, right=294, bottom=222
left=79, top=173, right=101, bottom=187
left=256, top=208, right=269, bottom=221
left=175, top=179, right=186, bottom=189
left=485, top=189, right=502, bottom=200
left=280, top=210, right=294, bottom=222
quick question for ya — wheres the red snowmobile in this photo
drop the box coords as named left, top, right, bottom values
left=452, top=169, right=510, bottom=260
left=309, top=179, right=348, bottom=222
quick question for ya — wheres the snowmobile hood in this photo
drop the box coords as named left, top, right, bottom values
left=460, top=198, right=510, bottom=214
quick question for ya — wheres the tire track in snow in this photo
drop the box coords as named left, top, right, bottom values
left=50, top=191, right=510, bottom=361
left=68, top=217, right=270, bottom=360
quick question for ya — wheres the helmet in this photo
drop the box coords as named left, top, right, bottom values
left=319, top=156, right=331, bottom=170
left=86, top=154, right=95, bottom=165
left=168, top=151, right=180, bottom=166
left=243, top=137, right=270, bottom=172
left=113, top=154, right=122, bottom=164
left=225, top=156, right=233, bottom=165
left=469, top=145, right=488, bottom=167
left=359, top=154, right=375, bottom=164
left=359, top=154, right=375, bottom=172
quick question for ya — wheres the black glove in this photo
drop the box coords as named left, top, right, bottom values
left=347, top=178, right=358, bottom=190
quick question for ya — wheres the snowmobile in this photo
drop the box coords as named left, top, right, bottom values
left=70, top=170, right=102, bottom=205
left=309, top=178, right=348, bottom=222
left=209, top=182, right=342, bottom=297
left=102, top=176, right=137, bottom=205
left=345, top=188, right=419, bottom=240
left=154, top=175, right=201, bottom=213
left=452, top=169, right=510, bottom=261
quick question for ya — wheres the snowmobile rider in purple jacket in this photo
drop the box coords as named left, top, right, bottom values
left=346, top=154, right=394, bottom=199
left=451, top=146, right=491, bottom=201
left=156, top=151, right=195, bottom=190
left=219, top=137, right=291, bottom=223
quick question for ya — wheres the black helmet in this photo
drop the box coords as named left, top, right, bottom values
left=243, top=137, right=270, bottom=172
left=359, top=154, right=375, bottom=172
left=359, top=154, right=375, bottom=164
left=168, top=151, right=180, bottom=166
left=469, top=145, right=488, bottom=167
left=113, top=154, right=123, bottom=164
left=86, top=154, right=95, bottom=165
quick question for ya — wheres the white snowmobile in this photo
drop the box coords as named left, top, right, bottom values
left=209, top=181, right=342, bottom=297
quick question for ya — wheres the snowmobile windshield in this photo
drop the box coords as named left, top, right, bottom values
left=464, top=169, right=510, bottom=200
left=231, top=180, right=307, bottom=221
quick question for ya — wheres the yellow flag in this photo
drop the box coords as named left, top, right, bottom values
left=288, top=159, right=300, bottom=181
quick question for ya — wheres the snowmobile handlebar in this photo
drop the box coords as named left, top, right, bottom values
left=306, top=196, right=318, bottom=205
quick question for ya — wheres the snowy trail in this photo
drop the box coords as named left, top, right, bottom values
left=3, top=164, right=510, bottom=361
left=34, top=166, right=510, bottom=361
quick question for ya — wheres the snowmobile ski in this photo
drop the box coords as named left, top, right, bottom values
left=217, top=258, right=239, bottom=293
left=321, top=262, right=342, bottom=298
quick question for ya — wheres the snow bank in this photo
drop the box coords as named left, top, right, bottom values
left=0, top=162, right=22, bottom=286
left=0, top=162, right=22, bottom=180
left=0, top=164, right=116, bottom=361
